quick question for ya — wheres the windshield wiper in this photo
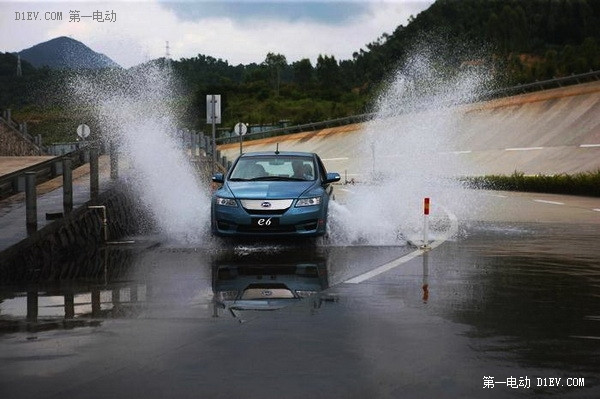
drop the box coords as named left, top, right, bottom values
left=228, top=178, right=249, bottom=181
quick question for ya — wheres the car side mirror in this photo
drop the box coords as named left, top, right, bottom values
left=212, top=173, right=224, bottom=184
left=324, top=172, right=341, bottom=184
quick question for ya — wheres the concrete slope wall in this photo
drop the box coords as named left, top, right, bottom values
left=0, top=120, right=43, bottom=156
left=219, top=80, right=600, bottom=176
left=457, top=81, right=600, bottom=175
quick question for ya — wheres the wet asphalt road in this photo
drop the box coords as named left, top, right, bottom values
left=1, top=190, right=599, bottom=399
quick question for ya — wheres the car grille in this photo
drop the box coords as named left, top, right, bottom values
left=240, top=199, right=293, bottom=210
left=237, top=224, right=296, bottom=233
left=235, top=219, right=319, bottom=233
left=244, top=208, right=288, bottom=215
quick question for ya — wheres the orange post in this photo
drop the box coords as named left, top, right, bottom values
left=422, top=197, right=430, bottom=248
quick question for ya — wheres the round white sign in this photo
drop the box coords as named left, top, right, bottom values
left=233, top=122, right=248, bottom=136
left=77, top=124, right=90, bottom=139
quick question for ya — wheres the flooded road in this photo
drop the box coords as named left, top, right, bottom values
left=1, top=191, right=599, bottom=398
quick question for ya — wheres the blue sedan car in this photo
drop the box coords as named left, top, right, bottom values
left=211, top=151, right=340, bottom=237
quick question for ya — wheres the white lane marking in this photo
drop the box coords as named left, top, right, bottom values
left=483, top=193, right=507, bottom=198
left=579, top=144, right=600, bottom=148
left=505, top=147, right=544, bottom=151
left=345, top=206, right=458, bottom=284
left=344, top=251, right=423, bottom=284
left=533, top=199, right=564, bottom=205
left=593, top=209, right=600, bottom=212
left=570, top=335, right=600, bottom=340
left=322, top=157, right=349, bottom=161
left=439, top=150, right=472, bottom=154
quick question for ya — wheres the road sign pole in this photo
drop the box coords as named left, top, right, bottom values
left=234, top=122, right=247, bottom=156
left=211, top=95, right=216, bottom=175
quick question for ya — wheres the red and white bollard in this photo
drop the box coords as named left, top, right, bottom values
left=422, top=197, right=430, bottom=249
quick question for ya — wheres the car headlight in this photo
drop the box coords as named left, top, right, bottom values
left=216, top=197, right=237, bottom=207
left=296, top=196, right=321, bottom=207
left=295, top=290, right=318, bottom=298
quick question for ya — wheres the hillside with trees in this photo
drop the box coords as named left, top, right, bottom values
left=356, top=0, right=600, bottom=86
left=2, top=0, right=599, bottom=143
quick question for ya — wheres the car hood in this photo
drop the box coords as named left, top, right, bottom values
left=226, top=181, right=315, bottom=199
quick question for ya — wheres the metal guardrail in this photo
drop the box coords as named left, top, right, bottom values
left=216, top=113, right=375, bottom=145
left=216, top=69, right=600, bottom=145
left=484, top=70, right=600, bottom=99
left=0, top=144, right=91, bottom=200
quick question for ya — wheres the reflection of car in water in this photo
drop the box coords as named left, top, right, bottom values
left=213, top=259, right=328, bottom=311
left=211, top=151, right=341, bottom=237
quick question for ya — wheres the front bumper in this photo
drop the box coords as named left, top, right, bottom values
left=212, top=202, right=327, bottom=237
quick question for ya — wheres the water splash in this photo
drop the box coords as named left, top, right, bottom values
left=328, top=44, right=491, bottom=246
left=69, top=65, right=211, bottom=243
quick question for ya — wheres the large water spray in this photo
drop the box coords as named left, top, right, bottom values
left=67, top=44, right=490, bottom=247
left=328, top=47, right=491, bottom=245
left=69, top=65, right=211, bottom=243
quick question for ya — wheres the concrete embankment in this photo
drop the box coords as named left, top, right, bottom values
left=0, top=117, right=43, bottom=156
left=219, top=81, right=600, bottom=176
left=457, top=81, right=600, bottom=175
left=0, top=185, right=144, bottom=281
left=0, top=154, right=148, bottom=282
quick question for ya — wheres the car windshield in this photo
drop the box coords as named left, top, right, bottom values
left=229, top=156, right=316, bottom=181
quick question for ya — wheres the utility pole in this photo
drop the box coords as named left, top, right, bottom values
left=16, top=54, right=22, bottom=77
left=165, top=41, right=172, bottom=69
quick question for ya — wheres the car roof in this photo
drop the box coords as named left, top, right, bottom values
left=240, top=151, right=316, bottom=158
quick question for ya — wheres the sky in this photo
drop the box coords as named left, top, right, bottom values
left=0, top=0, right=434, bottom=68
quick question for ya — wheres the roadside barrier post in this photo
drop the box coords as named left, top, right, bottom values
left=25, top=171, right=37, bottom=234
left=91, top=289, right=101, bottom=317
left=191, top=130, right=198, bottom=157
left=27, top=291, right=38, bottom=322
left=64, top=292, right=75, bottom=319
left=112, top=288, right=121, bottom=309
left=63, top=157, right=73, bottom=214
left=422, top=197, right=430, bottom=249
left=130, top=285, right=138, bottom=302
left=90, top=147, right=99, bottom=203
left=110, top=143, right=119, bottom=180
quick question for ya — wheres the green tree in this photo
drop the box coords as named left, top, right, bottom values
left=292, top=58, right=313, bottom=89
left=263, top=52, right=287, bottom=96
left=315, top=55, right=340, bottom=92
left=581, top=37, right=600, bottom=70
